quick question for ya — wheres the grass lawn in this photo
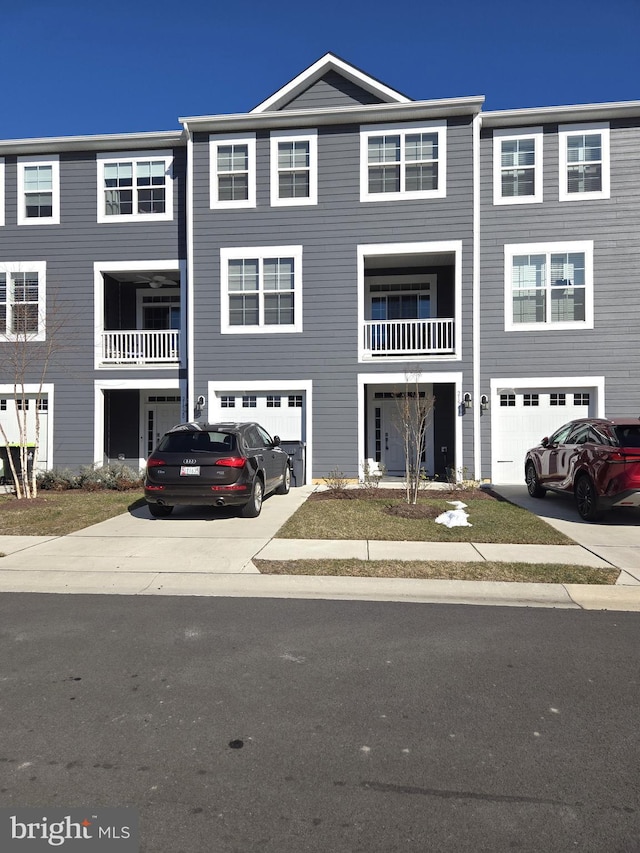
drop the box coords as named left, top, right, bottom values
left=277, top=488, right=573, bottom=545
left=255, top=559, right=618, bottom=585
left=0, top=491, right=145, bottom=536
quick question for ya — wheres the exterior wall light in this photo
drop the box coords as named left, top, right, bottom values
left=480, top=394, right=489, bottom=411
left=463, top=393, right=473, bottom=410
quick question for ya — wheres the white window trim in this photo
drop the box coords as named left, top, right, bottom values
left=96, top=150, right=174, bottom=223
left=209, top=133, right=256, bottom=209
left=360, top=121, right=447, bottom=203
left=559, top=122, right=610, bottom=202
left=17, top=156, right=60, bottom=226
left=493, top=127, right=543, bottom=205
left=0, top=158, right=4, bottom=226
left=220, top=246, right=303, bottom=335
left=504, top=240, right=594, bottom=332
left=357, top=240, right=462, bottom=362
left=270, top=129, right=318, bottom=207
left=0, top=261, right=47, bottom=341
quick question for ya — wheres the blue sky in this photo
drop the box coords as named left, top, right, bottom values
left=4, top=0, right=639, bottom=139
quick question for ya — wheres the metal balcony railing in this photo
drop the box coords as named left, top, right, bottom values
left=101, top=330, right=180, bottom=364
left=363, top=318, right=455, bottom=356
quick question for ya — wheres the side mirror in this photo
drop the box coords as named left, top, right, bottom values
left=541, top=437, right=549, bottom=447
left=272, top=435, right=281, bottom=447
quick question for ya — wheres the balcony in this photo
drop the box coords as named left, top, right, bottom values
left=101, top=330, right=180, bottom=365
left=363, top=318, right=455, bottom=357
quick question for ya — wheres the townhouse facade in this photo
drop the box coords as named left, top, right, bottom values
left=0, top=54, right=638, bottom=486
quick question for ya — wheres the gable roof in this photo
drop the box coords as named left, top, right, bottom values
left=251, top=52, right=412, bottom=113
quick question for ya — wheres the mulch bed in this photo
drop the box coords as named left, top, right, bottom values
left=0, top=496, right=53, bottom=512
left=309, top=487, right=496, bottom=502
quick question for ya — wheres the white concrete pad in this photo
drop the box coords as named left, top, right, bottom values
left=257, top=539, right=369, bottom=560
left=616, top=571, right=640, bottom=585
left=0, top=535, right=58, bottom=554
left=583, top=546, right=640, bottom=571
left=368, top=541, right=480, bottom=561
left=565, top=584, right=640, bottom=611
left=0, top=570, right=156, bottom=594
left=472, top=543, right=614, bottom=568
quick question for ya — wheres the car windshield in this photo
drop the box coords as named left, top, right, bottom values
left=157, top=431, right=237, bottom=453
left=614, top=425, right=640, bottom=448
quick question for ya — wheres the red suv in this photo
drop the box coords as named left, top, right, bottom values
left=524, top=418, right=640, bottom=521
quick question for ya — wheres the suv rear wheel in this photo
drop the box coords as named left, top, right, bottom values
left=241, top=477, right=264, bottom=518
left=575, top=475, right=602, bottom=522
left=525, top=462, right=546, bottom=498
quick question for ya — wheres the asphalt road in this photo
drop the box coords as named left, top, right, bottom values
left=0, top=594, right=639, bottom=853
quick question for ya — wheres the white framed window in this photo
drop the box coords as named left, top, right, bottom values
left=0, top=261, right=47, bottom=341
left=504, top=241, right=594, bottom=331
left=96, top=151, right=174, bottom=222
left=220, top=246, right=303, bottom=334
left=242, top=395, right=257, bottom=408
left=17, top=156, right=60, bottom=225
left=493, top=127, right=543, bottom=205
left=0, top=158, right=4, bottom=226
left=270, top=130, right=317, bottom=206
left=559, top=123, right=610, bottom=201
left=360, top=121, right=446, bottom=202
left=210, top=134, right=256, bottom=209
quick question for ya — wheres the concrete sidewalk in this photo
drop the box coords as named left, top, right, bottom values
left=0, top=484, right=639, bottom=610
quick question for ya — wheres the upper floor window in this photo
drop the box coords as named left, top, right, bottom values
left=493, top=128, right=543, bottom=205
left=270, top=130, right=317, bottom=206
left=210, top=133, right=256, bottom=209
left=17, top=156, right=60, bottom=225
left=96, top=151, right=173, bottom=222
left=220, top=246, right=303, bottom=334
left=504, top=241, right=593, bottom=331
left=559, top=123, right=610, bottom=201
left=0, top=262, right=46, bottom=341
left=360, top=121, right=446, bottom=202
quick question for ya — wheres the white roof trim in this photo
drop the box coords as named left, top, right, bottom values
left=250, top=53, right=412, bottom=113
left=483, top=100, right=640, bottom=127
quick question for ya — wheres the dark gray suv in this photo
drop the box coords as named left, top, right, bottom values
left=144, top=421, right=291, bottom=518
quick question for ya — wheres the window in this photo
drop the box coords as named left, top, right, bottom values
left=16, top=398, right=29, bottom=411
left=288, top=395, right=303, bottom=408
left=360, top=121, right=446, bottom=202
left=0, top=262, right=46, bottom=341
left=242, top=395, right=256, bottom=408
left=220, top=246, right=303, bottom=334
left=574, top=393, right=590, bottom=406
left=210, top=134, right=256, bottom=209
left=559, top=123, right=610, bottom=201
left=523, top=394, right=539, bottom=406
left=267, top=395, right=281, bottom=407
left=0, top=399, right=5, bottom=410
left=97, top=151, right=173, bottom=222
left=270, top=130, right=317, bottom=206
left=221, top=396, right=235, bottom=408
left=500, top=394, right=516, bottom=407
left=493, top=128, right=543, bottom=205
left=17, top=156, right=60, bottom=225
left=550, top=393, right=566, bottom=406
left=505, top=241, right=593, bottom=331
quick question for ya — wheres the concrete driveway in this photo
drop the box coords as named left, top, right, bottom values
left=493, top=485, right=640, bottom=571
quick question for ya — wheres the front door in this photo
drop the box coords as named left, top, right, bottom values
left=144, top=398, right=181, bottom=457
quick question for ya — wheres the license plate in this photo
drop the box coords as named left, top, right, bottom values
left=180, top=465, right=200, bottom=476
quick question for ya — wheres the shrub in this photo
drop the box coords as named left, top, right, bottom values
left=36, top=468, right=80, bottom=491
left=38, top=464, right=142, bottom=492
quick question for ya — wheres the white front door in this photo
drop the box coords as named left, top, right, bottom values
left=144, top=398, right=181, bottom=457
left=371, top=394, right=435, bottom=477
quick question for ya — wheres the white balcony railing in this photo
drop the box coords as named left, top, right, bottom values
left=363, top=318, right=455, bottom=356
left=101, top=330, right=180, bottom=364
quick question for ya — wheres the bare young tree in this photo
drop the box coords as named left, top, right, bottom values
left=393, top=372, right=435, bottom=505
left=0, top=275, right=66, bottom=499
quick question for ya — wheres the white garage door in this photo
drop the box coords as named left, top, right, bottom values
left=0, top=394, right=49, bottom=468
left=212, top=390, right=305, bottom=443
left=492, top=387, right=594, bottom=484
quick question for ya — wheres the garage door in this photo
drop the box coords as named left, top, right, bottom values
left=492, top=387, right=594, bottom=484
left=212, top=390, right=305, bottom=443
left=0, top=394, right=49, bottom=468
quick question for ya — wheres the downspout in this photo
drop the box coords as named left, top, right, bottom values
left=181, top=121, right=195, bottom=424
left=472, top=111, right=482, bottom=481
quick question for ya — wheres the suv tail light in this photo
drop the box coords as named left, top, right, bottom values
left=146, top=458, right=166, bottom=468
left=605, top=449, right=640, bottom=463
left=214, top=457, right=247, bottom=469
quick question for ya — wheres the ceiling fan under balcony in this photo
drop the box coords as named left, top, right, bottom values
left=135, top=274, right=177, bottom=289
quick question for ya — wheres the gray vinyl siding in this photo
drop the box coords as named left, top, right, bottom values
left=193, top=118, right=475, bottom=479
left=0, top=147, right=186, bottom=469
left=479, top=117, right=640, bottom=478
left=280, top=72, right=386, bottom=110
